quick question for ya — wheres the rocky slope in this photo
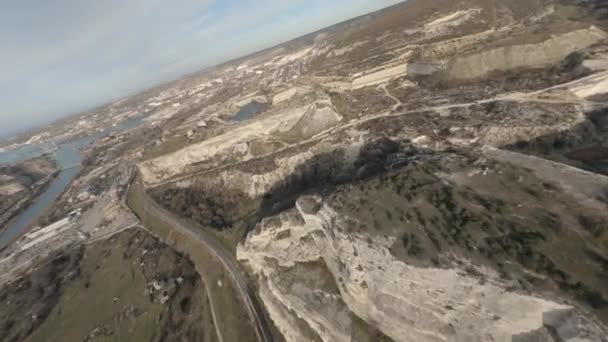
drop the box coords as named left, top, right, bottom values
left=132, top=0, right=608, bottom=340
left=238, top=151, right=608, bottom=341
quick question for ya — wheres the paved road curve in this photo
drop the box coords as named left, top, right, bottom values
left=128, top=176, right=274, bottom=342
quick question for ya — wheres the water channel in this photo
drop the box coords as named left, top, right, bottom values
left=0, top=115, right=146, bottom=249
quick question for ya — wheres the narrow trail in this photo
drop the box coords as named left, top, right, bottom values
left=380, top=83, right=403, bottom=112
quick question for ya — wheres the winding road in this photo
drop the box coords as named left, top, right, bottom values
left=127, top=176, right=273, bottom=342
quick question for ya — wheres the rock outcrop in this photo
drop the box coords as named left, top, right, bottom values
left=448, top=27, right=608, bottom=79
left=238, top=196, right=606, bottom=342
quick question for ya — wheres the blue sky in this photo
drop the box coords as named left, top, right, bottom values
left=0, top=0, right=402, bottom=137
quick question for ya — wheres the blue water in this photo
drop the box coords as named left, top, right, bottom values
left=231, top=102, right=268, bottom=122
left=0, top=115, right=147, bottom=249
left=0, top=144, right=48, bottom=165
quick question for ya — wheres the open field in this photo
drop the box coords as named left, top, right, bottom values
left=1, top=228, right=216, bottom=342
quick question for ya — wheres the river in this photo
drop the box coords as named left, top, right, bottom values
left=0, top=115, right=146, bottom=249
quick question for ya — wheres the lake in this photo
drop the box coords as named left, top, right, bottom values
left=231, top=101, right=268, bottom=122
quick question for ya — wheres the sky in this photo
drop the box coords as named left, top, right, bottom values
left=0, top=0, right=403, bottom=137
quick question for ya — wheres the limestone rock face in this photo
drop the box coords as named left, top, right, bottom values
left=448, top=27, right=608, bottom=79
left=238, top=196, right=607, bottom=342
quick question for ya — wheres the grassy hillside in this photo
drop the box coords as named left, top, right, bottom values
left=0, top=229, right=216, bottom=342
